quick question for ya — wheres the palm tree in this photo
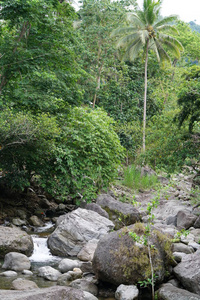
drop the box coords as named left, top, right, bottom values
left=111, top=0, right=183, bottom=152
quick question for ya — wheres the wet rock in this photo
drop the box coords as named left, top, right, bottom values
left=48, top=208, right=114, bottom=257
left=115, top=284, right=139, bottom=300
left=77, top=239, right=99, bottom=262
left=157, top=283, right=200, bottom=300
left=96, top=194, right=140, bottom=229
left=11, top=278, right=39, bottom=290
left=2, top=252, right=31, bottom=271
left=38, top=266, right=61, bottom=281
left=12, top=218, right=26, bottom=226
left=0, top=226, right=33, bottom=257
left=173, top=250, right=200, bottom=295
left=29, top=216, right=44, bottom=227
left=58, top=258, right=81, bottom=273
left=57, top=269, right=82, bottom=285
left=69, top=278, right=98, bottom=296
left=22, top=270, right=33, bottom=275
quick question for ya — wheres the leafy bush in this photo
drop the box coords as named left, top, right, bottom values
left=0, top=107, right=125, bottom=202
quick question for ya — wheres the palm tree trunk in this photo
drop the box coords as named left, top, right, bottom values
left=143, top=39, right=149, bottom=152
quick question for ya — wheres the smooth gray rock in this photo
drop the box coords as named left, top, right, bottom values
left=176, top=210, right=197, bottom=230
left=29, top=215, right=44, bottom=227
left=38, top=266, right=61, bottom=281
left=157, top=283, right=200, bottom=300
left=69, top=278, right=98, bottom=296
left=0, top=227, right=33, bottom=258
left=48, top=208, right=114, bottom=256
left=57, top=269, right=82, bottom=285
left=93, top=223, right=172, bottom=285
left=194, top=216, right=200, bottom=228
left=173, top=250, right=200, bottom=295
left=11, top=278, right=39, bottom=290
left=2, top=252, right=31, bottom=271
left=0, top=286, right=91, bottom=300
left=172, top=242, right=194, bottom=254
left=22, top=270, right=33, bottom=275
left=0, top=271, right=18, bottom=277
left=172, top=252, right=186, bottom=263
left=77, top=239, right=99, bottom=262
left=115, top=284, right=139, bottom=300
left=58, top=258, right=81, bottom=273
left=12, top=218, right=26, bottom=226
left=86, top=203, right=109, bottom=219
left=96, top=194, right=140, bottom=228
left=83, top=291, right=98, bottom=300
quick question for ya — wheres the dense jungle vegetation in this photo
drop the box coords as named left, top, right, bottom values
left=0, top=0, right=200, bottom=202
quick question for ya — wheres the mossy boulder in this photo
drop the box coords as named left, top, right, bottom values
left=92, top=223, right=173, bottom=286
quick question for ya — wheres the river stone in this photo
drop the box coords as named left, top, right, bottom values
left=38, top=266, right=61, bottom=281
left=173, top=250, right=200, bottom=295
left=172, top=252, right=186, bottom=263
left=157, top=283, right=200, bottom=300
left=48, top=208, right=114, bottom=256
left=57, top=269, right=82, bottom=285
left=0, top=271, right=18, bottom=277
left=29, top=215, right=44, bottom=227
left=69, top=278, right=98, bottom=296
left=2, top=252, right=31, bottom=271
left=85, top=203, right=109, bottom=219
left=93, top=223, right=172, bottom=286
left=11, top=278, right=39, bottom=290
left=77, top=239, right=99, bottom=262
left=96, top=194, right=140, bottom=228
left=0, top=286, right=95, bottom=300
left=0, top=226, right=33, bottom=257
left=58, top=258, right=81, bottom=273
left=194, top=216, right=200, bottom=228
left=115, top=284, right=139, bottom=300
left=12, top=218, right=26, bottom=226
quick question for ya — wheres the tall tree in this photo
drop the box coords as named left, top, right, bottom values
left=112, top=0, right=183, bottom=151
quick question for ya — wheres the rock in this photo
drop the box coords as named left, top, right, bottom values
left=16, top=210, right=27, bottom=220
left=12, top=218, right=26, bottom=226
left=93, top=223, right=173, bottom=286
left=85, top=203, right=109, bottom=219
left=0, top=226, right=33, bottom=258
left=157, top=283, right=200, bottom=300
left=115, top=284, right=139, bottom=300
left=0, top=286, right=92, bottom=300
left=69, top=279, right=98, bottom=296
left=80, top=261, right=93, bottom=273
left=57, top=269, right=82, bottom=285
left=96, top=194, right=140, bottom=228
left=22, top=270, right=33, bottom=275
left=176, top=210, right=197, bottom=230
left=11, top=278, right=39, bottom=290
left=173, top=250, right=200, bottom=295
left=39, top=198, right=51, bottom=209
left=57, top=204, right=66, bottom=211
left=194, top=216, right=200, bottom=228
left=38, top=266, right=61, bottom=281
left=172, top=242, right=194, bottom=254
left=2, top=252, right=31, bottom=271
left=190, top=228, right=200, bottom=243
left=77, top=239, right=99, bottom=262
left=0, top=271, right=18, bottom=277
left=29, top=216, right=44, bottom=227
left=172, top=252, right=186, bottom=263
left=58, top=258, right=81, bottom=273
left=48, top=208, right=114, bottom=256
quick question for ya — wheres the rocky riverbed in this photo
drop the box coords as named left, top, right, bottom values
left=0, top=168, right=199, bottom=300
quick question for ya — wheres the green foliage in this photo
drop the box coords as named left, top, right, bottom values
left=122, top=164, right=158, bottom=190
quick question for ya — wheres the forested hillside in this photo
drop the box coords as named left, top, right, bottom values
left=0, top=0, right=200, bottom=202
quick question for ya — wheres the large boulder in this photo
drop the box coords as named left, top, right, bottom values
left=0, top=226, right=33, bottom=257
left=157, top=283, right=200, bottom=300
left=0, top=286, right=97, bottom=300
left=2, top=252, right=31, bottom=271
left=176, top=210, right=197, bottom=230
left=173, top=250, right=200, bottom=295
left=96, top=194, right=140, bottom=228
left=47, top=208, right=114, bottom=256
left=92, top=223, right=173, bottom=286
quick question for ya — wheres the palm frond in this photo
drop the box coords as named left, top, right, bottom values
left=139, top=29, right=149, bottom=45
left=154, top=15, right=178, bottom=28
left=154, top=39, right=171, bottom=64
left=158, top=37, right=183, bottom=59
left=124, top=39, right=143, bottom=62
left=111, top=26, right=137, bottom=38
left=127, top=12, right=145, bottom=27
left=116, top=32, right=140, bottom=48
left=156, top=24, right=179, bottom=34
left=159, top=33, right=184, bottom=51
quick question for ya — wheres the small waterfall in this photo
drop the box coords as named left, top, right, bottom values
left=29, top=222, right=60, bottom=263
